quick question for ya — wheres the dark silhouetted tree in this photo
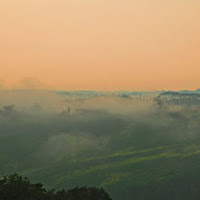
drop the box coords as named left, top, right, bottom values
left=65, top=186, right=112, bottom=200
left=0, top=173, right=112, bottom=200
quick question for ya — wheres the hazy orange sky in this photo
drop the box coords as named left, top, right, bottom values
left=0, top=0, right=200, bottom=90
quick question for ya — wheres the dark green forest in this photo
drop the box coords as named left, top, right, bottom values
left=0, top=173, right=111, bottom=200
left=1, top=90, right=200, bottom=199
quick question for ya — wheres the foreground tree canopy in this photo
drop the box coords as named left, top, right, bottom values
left=0, top=173, right=112, bottom=200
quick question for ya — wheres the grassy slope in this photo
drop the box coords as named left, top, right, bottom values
left=1, top=110, right=200, bottom=199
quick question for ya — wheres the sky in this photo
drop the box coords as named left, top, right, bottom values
left=0, top=0, right=200, bottom=91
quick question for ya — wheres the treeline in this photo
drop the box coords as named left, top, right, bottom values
left=0, top=173, right=112, bottom=200
left=154, top=91, right=200, bottom=109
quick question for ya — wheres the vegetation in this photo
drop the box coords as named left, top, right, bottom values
left=154, top=91, right=200, bottom=109
left=1, top=90, right=200, bottom=199
left=0, top=173, right=111, bottom=200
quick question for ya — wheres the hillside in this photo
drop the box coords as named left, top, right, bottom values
left=1, top=91, right=200, bottom=199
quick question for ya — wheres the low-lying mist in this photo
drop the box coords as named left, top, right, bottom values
left=1, top=89, right=200, bottom=200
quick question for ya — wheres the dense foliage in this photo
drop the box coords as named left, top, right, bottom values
left=0, top=173, right=112, bottom=200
